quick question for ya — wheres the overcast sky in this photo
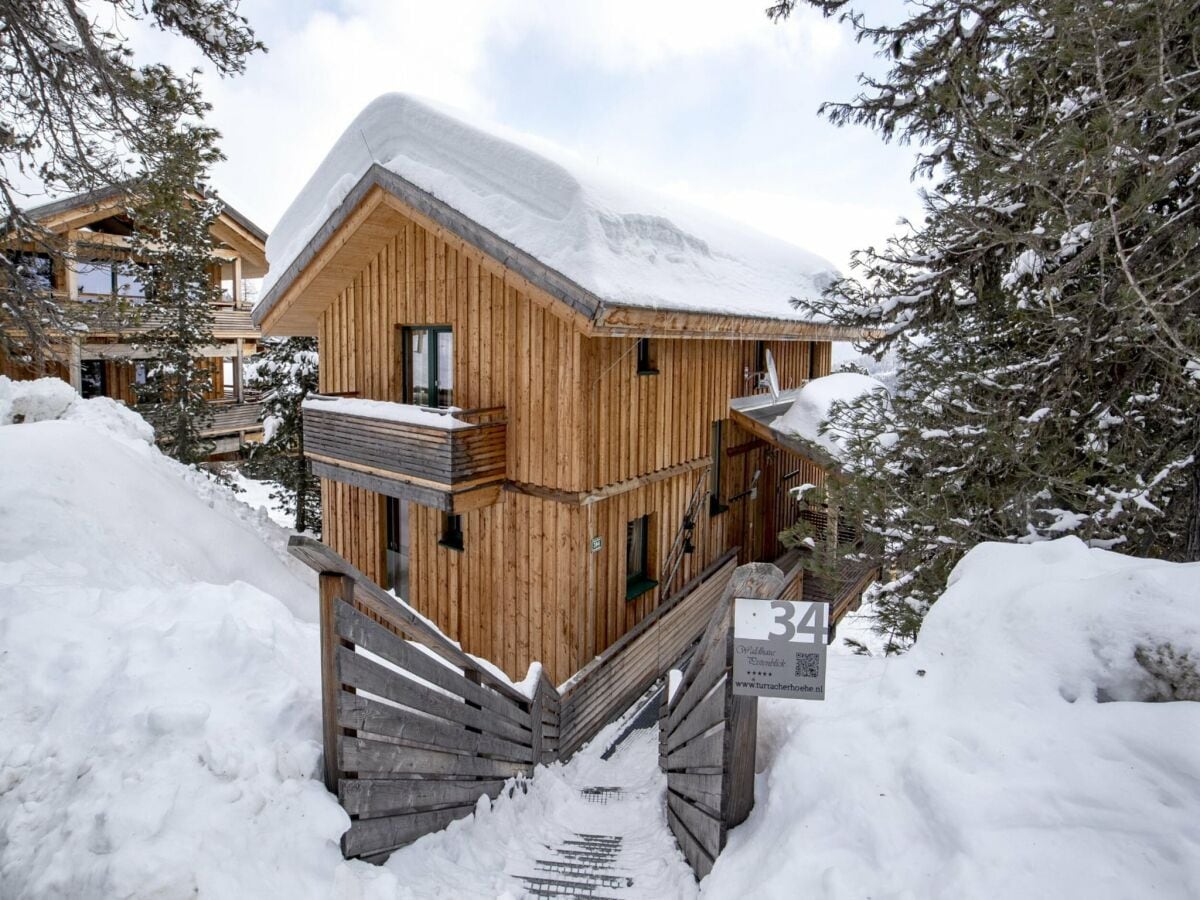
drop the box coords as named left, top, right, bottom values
left=129, top=0, right=920, bottom=274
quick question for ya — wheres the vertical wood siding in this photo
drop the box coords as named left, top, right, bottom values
left=315, top=203, right=834, bottom=683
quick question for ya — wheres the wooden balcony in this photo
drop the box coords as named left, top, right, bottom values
left=302, top=397, right=507, bottom=512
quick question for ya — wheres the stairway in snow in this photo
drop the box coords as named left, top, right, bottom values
left=501, top=692, right=697, bottom=899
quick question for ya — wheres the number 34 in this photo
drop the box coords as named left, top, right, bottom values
left=767, top=601, right=822, bottom=643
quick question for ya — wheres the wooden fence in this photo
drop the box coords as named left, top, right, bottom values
left=292, top=537, right=556, bottom=862
left=290, top=535, right=733, bottom=862
left=557, top=550, right=738, bottom=758
left=661, top=562, right=786, bottom=879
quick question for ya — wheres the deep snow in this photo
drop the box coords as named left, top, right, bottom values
left=2, top=376, right=1197, bottom=898
left=260, top=93, right=840, bottom=321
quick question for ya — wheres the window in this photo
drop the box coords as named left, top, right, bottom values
left=385, top=497, right=410, bottom=596
left=80, top=360, right=107, bottom=399
left=75, top=259, right=149, bottom=302
left=402, top=326, right=453, bottom=407
left=439, top=513, right=464, bottom=552
left=625, top=515, right=656, bottom=601
left=755, top=340, right=767, bottom=374
left=636, top=338, right=658, bottom=375
left=710, top=420, right=729, bottom=516
left=7, top=253, right=54, bottom=291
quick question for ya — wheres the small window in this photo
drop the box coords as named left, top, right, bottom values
left=8, top=252, right=54, bottom=291
left=439, top=512, right=464, bottom=551
left=386, top=497, right=410, bottom=595
left=80, top=360, right=107, bottom=399
left=636, top=338, right=658, bottom=375
left=710, top=420, right=729, bottom=516
left=625, top=515, right=656, bottom=601
left=755, top=340, right=767, bottom=374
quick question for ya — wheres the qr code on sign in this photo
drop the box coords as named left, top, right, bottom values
left=794, top=652, right=820, bottom=679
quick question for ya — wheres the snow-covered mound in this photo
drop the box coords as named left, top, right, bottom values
left=707, top=538, right=1200, bottom=899
left=262, top=93, right=839, bottom=320
left=0, top=381, right=351, bottom=896
left=771, top=371, right=889, bottom=459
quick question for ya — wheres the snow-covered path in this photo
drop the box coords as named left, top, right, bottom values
left=379, top=700, right=700, bottom=899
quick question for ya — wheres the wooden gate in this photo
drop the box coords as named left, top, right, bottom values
left=660, top=562, right=785, bottom=879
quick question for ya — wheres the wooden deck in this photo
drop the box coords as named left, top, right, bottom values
left=303, top=402, right=507, bottom=512
left=63, top=297, right=261, bottom=340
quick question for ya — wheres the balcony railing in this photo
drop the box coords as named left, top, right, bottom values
left=302, top=397, right=507, bottom=512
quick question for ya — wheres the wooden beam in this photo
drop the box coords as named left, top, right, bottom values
left=505, top=456, right=712, bottom=507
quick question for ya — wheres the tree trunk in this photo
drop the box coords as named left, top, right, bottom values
left=1186, top=452, right=1200, bottom=562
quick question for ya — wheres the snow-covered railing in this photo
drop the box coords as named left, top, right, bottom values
left=289, top=536, right=558, bottom=862
left=661, top=562, right=785, bottom=880
left=556, top=550, right=738, bottom=759
left=301, top=396, right=507, bottom=512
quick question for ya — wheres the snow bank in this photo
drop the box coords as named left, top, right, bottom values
left=262, top=93, right=839, bottom=320
left=303, top=395, right=470, bottom=429
left=0, top=374, right=153, bottom=445
left=771, top=371, right=889, bottom=459
left=706, top=538, right=1200, bottom=899
left=0, top=388, right=358, bottom=896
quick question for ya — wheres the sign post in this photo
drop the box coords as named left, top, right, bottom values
left=731, top=598, right=830, bottom=700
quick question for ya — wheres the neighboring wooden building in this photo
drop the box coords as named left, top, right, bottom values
left=255, top=94, right=876, bottom=684
left=1, top=186, right=269, bottom=454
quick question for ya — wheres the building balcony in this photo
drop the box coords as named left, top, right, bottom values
left=302, top=396, right=507, bottom=512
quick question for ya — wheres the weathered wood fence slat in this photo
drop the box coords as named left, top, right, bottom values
left=289, top=534, right=736, bottom=864
left=661, top=562, right=785, bottom=880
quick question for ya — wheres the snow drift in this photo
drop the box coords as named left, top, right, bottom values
left=707, top=538, right=1200, bottom=899
left=261, top=93, right=840, bottom=321
left=0, top=378, right=348, bottom=897
left=2, top=376, right=1197, bottom=897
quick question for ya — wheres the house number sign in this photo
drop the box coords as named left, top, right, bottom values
left=731, top=598, right=830, bottom=700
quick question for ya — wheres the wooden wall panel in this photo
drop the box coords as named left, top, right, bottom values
left=313, top=201, right=838, bottom=682
left=580, top=337, right=817, bottom=490
left=0, top=349, right=70, bottom=383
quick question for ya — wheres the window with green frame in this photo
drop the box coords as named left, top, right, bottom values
left=625, top=514, right=656, bottom=601
left=401, top=325, right=454, bottom=407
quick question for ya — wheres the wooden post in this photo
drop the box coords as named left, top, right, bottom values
left=719, top=564, right=784, bottom=836
left=319, top=573, right=355, bottom=793
left=529, top=685, right=544, bottom=774
left=233, top=338, right=244, bottom=403
left=232, top=255, right=243, bottom=307
left=67, top=338, right=82, bottom=392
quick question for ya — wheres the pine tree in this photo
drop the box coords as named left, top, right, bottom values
left=770, top=0, right=1200, bottom=648
left=127, top=72, right=225, bottom=464
left=0, top=0, right=263, bottom=372
left=244, top=337, right=322, bottom=534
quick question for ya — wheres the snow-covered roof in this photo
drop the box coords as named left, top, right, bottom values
left=771, top=373, right=890, bottom=461
left=257, top=93, right=840, bottom=327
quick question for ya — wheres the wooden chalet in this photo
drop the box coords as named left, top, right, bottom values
left=256, top=95, right=877, bottom=684
left=1, top=186, right=269, bottom=455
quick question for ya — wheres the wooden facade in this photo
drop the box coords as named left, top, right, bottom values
left=286, top=199, right=834, bottom=684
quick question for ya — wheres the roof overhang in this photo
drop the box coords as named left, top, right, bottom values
left=254, top=163, right=878, bottom=342
left=728, top=390, right=843, bottom=475
left=25, top=185, right=269, bottom=278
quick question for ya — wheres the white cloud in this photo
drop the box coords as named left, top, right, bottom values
left=88, top=0, right=917, bottom=267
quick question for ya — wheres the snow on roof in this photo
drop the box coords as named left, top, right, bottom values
left=771, top=372, right=890, bottom=460
left=261, top=93, right=840, bottom=321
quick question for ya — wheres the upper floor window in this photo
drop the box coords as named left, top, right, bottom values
left=403, top=326, right=454, bottom=408
left=5, top=252, right=54, bottom=292
left=710, top=420, right=730, bottom=516
left=636, top=338, right=658, bottom=375
left=76, top=258, right=149, bottom=302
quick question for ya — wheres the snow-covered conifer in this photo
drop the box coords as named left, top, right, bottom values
left=772, top=0, right=1200, bottom=647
